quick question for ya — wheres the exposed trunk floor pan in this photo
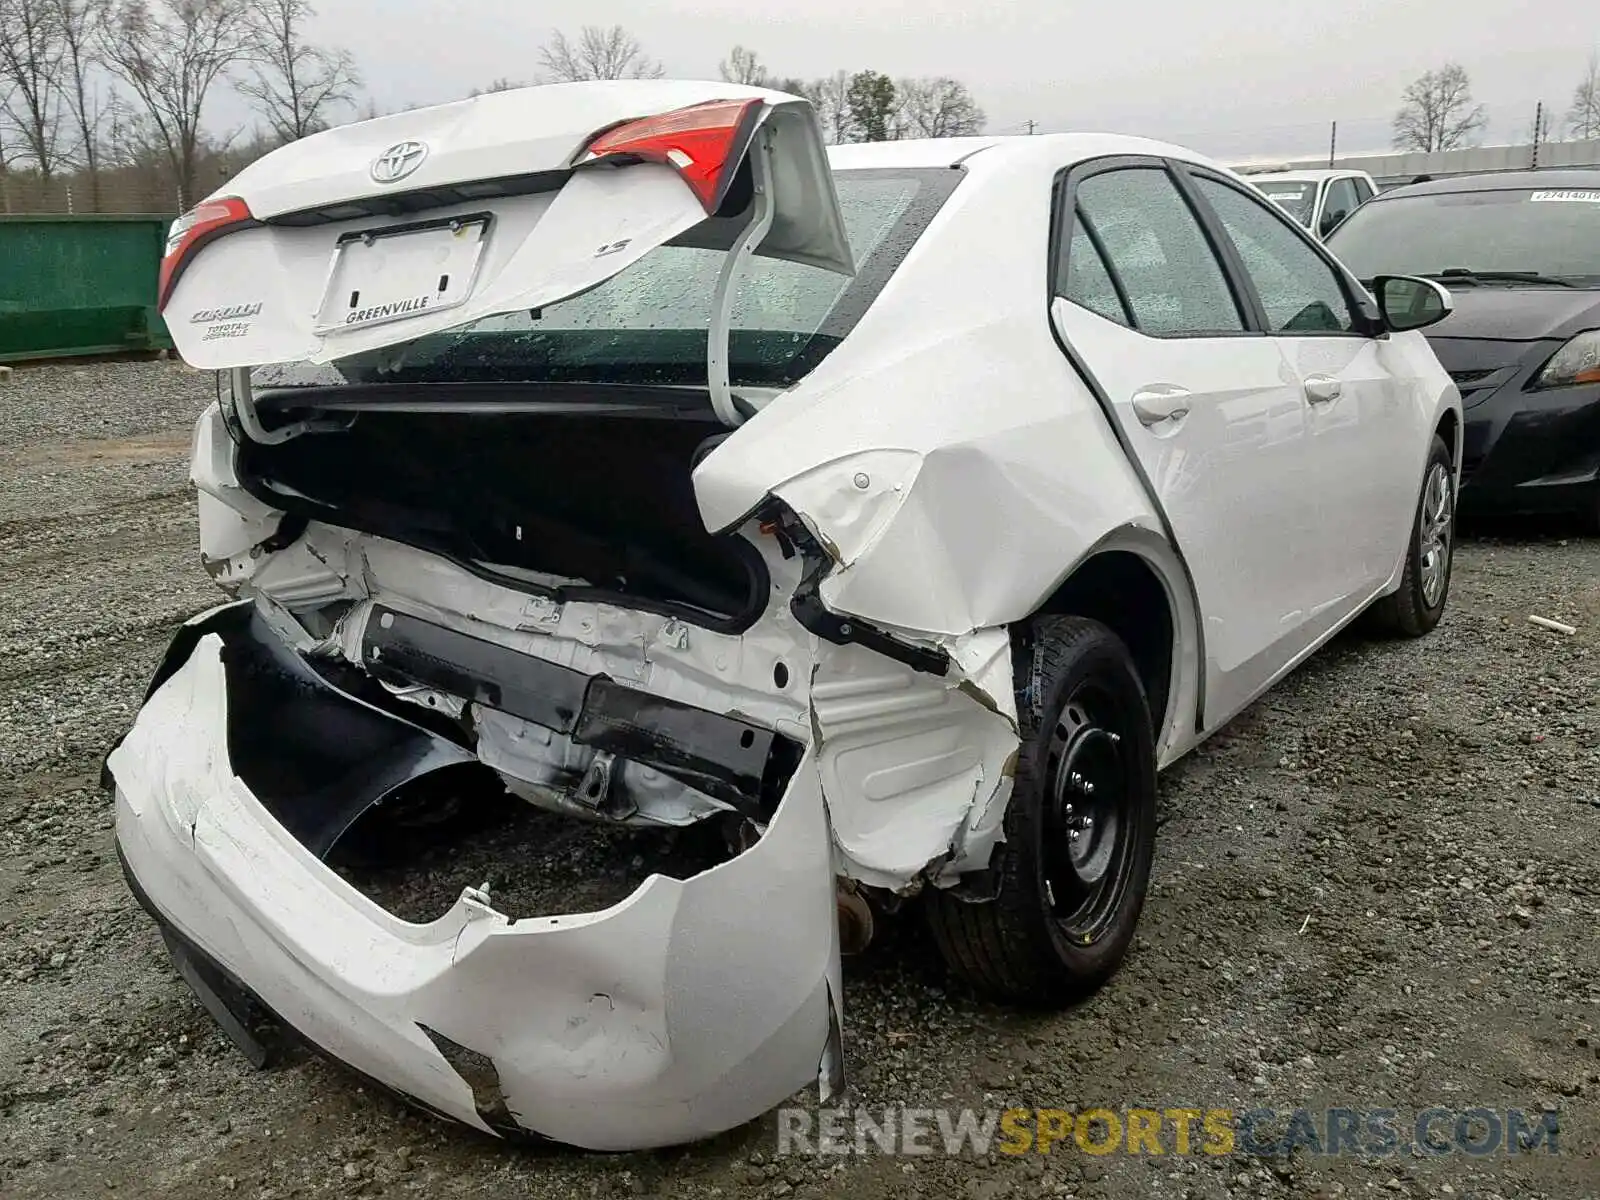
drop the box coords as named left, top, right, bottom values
left=329, top=785, right=733, bottom=924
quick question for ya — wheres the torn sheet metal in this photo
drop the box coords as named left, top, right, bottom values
left=109, top=616, right=842, bottom=1150
left=810, top=635, right=1019, bottom=890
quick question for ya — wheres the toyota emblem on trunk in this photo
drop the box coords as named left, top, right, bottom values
left=371, top=140, right=428, bottom=184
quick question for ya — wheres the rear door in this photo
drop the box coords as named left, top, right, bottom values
left=1181, top=167, right=1419, bottom=619
left=1049, top=157, right=1318, bottom=727
left=160, top=84, right=854, bottom=370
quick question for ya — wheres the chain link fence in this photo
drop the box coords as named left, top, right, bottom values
left=0, top=160, right=251, bottom=217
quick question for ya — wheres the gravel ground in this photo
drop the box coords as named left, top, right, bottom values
left=1, top=360, right=1596, bottom=1200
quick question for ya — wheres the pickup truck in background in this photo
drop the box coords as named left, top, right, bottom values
left=1239, top=167, right=1379, bottom=239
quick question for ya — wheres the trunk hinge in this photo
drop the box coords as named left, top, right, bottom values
left=706, top=130, right=776, bottom=429
left=224, top=367, right=346, bottom=445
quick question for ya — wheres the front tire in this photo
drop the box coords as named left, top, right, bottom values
left=924, top=616, right=1157, bottom=1006
left=1367, top=434, right=1455, bottom=637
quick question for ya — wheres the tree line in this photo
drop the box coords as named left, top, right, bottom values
left=1392, top=58, right=1600, bottom=152
left=0, top=12, right=987, bottom=215
left=0, top=0, right=360, bottom=211
left=11, top=8, right=1597, bottom=216
left=466, top=39, right=986, bottom=142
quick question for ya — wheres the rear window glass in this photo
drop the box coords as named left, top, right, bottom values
left=259, top=168, right=960, bottom=390
left=1327, top=186, right=1600, bottom=283
left=1254, top=181, right=1317, bottom=227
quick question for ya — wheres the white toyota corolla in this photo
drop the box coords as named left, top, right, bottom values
left=108, top=80, right=1461, bottom=1149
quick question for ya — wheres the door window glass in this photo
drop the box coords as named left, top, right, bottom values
left=1067, top=168, right=1245, bottom=335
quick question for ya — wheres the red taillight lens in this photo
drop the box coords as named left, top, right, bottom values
left=158, top=196, right=256, bottom=311
left=579, top=98, right=764, bottom=214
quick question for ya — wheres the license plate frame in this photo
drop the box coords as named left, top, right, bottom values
left=313, top=212, right=493, bottom=336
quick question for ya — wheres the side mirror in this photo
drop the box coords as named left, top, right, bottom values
left=1374, top=275, right=1453, bottom=333
left=1319, top=208, right=1347, bottom=238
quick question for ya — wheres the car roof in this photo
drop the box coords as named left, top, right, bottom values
left=825, top=132, right=1227, bottom=173
left=1375, top=168, right=1600, bottom=200
left=1243, top=169, right=1365, bottom=183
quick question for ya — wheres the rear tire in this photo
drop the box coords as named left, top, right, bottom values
left=924, top=616, right=1157, bottom=1006
left=1367, top=435, right=1454, bottom=638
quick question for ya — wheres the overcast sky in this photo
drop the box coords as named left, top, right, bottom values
left=253, top=0, right=1594, bottom=160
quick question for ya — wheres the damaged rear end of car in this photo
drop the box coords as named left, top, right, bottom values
left=108, top=80, right=1020, bottom=1149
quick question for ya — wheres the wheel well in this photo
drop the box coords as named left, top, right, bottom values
left=1436, top=409, right=1459, bottom=463
left=1031, top=551, right=1174, bottom=736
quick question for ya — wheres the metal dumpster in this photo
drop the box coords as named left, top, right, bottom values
left=0, top=215, right=175, bottom=362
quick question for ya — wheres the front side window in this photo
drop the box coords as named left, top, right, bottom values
left=1067, top=168, right=1244, bottom=336
left=1194, top=176, right=1357, bottom=334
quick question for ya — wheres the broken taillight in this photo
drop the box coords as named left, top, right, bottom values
left=577, top=98, right=764, bottom=214
left=158, top=196, right=258, bottom=311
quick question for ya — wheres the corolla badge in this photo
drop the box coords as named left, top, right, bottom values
left=371, top=140, right=428, bottom=184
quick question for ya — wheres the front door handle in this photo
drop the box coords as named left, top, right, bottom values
left=1131, top=385, right=1192, bottom=427
left=1303, top=375, right=1343, bottom=404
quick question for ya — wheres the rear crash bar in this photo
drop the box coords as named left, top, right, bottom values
left=361, top=606, right=787, bottom=814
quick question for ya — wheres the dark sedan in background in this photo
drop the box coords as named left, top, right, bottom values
left=1327, top=170, right=1600, bottom=528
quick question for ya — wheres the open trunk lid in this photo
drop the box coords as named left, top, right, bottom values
left=162, top=81, right=853, bottom=372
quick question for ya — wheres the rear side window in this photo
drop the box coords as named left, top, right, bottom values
left=1064, top=167, right=1244, bottom=336
left=1193, top=176, right=1357, bottom=334
left=1061, top=221, right=1132, bottom=326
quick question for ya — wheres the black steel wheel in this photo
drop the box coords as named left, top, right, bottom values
left=925, top=615, right=1157, bottom=1006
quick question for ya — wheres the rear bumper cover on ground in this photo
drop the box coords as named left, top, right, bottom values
left=108, top=604, right=842, bottom=1150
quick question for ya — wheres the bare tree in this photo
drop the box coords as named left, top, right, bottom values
left=0, top=0, right=68, bottom=178
left=895, top=77, right=985, bottom=138
left=796, top=70, right=853, bottom=144
left=1568, top=54, right=1600, bottom=140
left=1392, top=63, right=1487, bottom=152
left=236, top=0, right=360, bottom=143
left=101, top=0, right=252, bottom=208
left=53, top=0, right=115, bottom=208
left=718, top=45, right=767, bottom=87
left=466, top=77, right=526, bottom=98
left=538, top=25, right=661, bottom=83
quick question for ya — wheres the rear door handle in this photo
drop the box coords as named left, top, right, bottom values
left=1303, top=375, right=1343, bottom=405
left=1131, top=385, right=1192, bottom=426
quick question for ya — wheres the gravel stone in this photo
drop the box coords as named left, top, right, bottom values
left=0, top=360, right=1596, bottom=1200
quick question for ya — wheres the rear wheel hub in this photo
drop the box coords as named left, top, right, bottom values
left=1042, top=689, right=1130, bottom=939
